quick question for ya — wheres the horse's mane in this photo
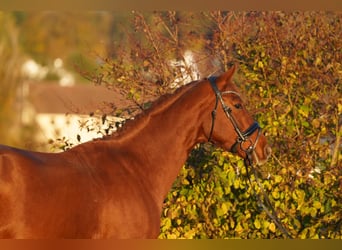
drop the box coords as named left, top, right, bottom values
left=105, top=80, right=201, bottom=140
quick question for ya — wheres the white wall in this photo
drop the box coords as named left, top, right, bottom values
left=34, top=113, right=123, bottom=151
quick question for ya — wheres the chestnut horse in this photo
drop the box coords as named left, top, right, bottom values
left=0, top=66, right=271, bottom=238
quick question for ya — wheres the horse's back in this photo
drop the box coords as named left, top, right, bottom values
left=0, top=145, right=98, bottom=237
left=0, top=145, right=34, bottom=238
left=0, top=144, right=161, bottom=238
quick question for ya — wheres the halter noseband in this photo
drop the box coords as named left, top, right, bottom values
left=207, top=76, right=261, bottom=163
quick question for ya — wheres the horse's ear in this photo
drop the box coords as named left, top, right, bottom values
left=216, top=64, right=237, bottom=89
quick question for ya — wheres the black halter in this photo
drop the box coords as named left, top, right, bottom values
left=207, top=76, right=293, bottom=239
left=207, top=76, right=261, bottom=163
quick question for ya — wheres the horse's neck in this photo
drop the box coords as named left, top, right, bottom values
left=110, top=81, right=209, bottom=203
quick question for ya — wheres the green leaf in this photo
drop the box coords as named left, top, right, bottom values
left=298, top=105, right=310, bottom=118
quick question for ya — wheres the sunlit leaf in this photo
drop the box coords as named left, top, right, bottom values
left=254, top=219, right=261, bottom=229
left=269, top=223, right=276, bottom=233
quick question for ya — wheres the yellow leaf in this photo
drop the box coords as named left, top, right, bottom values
left=314, top=57, right=321, bottom=66
left=289, top=72, right=297, bottom=79
left=143, top=60, right=150, bottom=67
left=235, top=223, right=243, bottom=234
left=221, top=203, right=229, bottom=214
left=182, top=179, right=190, bottom=185
left=312, top=119, right=320, bottom=128
left=269, top=222, right=276, bottom=233
left=272, top=191, right=280, bottom=199
left=162, top=218, right=172, bottom=231
left=313, top=201, right=321, bottom=209
left=310, top=207, right=317, bottom=217
left=230, top=220, right=235, bottom=229
left=338, top=103, right=342, bottom=114
left=254, top=219, right=261, bottom=229
left=167, top=233, right=178, bottom=239
left=234, top=179, right=240, bottom=189
left=274, top=175, right=283, bottom=183
left=258, top=61, right=264, bottom=69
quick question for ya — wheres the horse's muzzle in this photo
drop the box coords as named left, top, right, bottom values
left=253, top=144, right=272, bottom=166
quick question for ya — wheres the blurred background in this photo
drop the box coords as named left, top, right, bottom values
left=0, top=11, right=116, bottom=149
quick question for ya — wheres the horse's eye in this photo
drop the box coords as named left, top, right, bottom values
left=234, top=103, right=243, bottom=109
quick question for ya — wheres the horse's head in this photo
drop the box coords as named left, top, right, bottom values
left=203, top=65, right=271, bottom=165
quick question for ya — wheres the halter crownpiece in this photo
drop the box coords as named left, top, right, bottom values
left=207, top=76, right=261, bottom=160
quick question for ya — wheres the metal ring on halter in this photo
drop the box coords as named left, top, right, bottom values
left=240, top=138, right=254, bottom=152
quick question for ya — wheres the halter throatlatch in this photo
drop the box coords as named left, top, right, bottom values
left=207, top=76, right=261, bottom=163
